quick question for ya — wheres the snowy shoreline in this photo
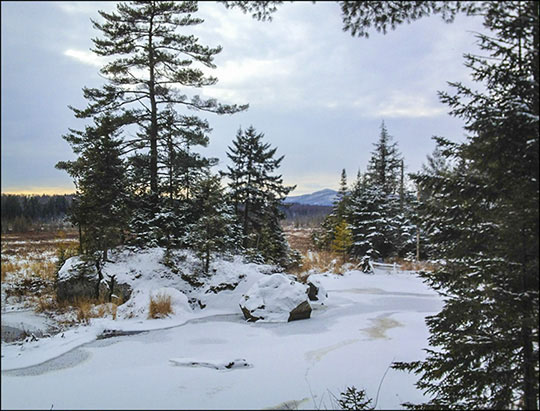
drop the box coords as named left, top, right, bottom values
left=2, top=263, right=442, bottom=410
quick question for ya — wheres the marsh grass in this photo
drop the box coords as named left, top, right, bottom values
left=148, top=293, right=173, bottom=319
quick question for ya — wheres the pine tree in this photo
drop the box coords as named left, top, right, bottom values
left=394, top=2, right=539, bottom=409
left=331, top=220, right=353, bottom=256
left=223, top=125, right=295, bottom=265
left=69, top=1, right=247, bottom=213
left=188, top=173, right=241, bottom=274
left=366, top=121, right=402, bottom=196
left=56, top=114, right=129, bottom=262
left=347, top=123, right=403, bottom=260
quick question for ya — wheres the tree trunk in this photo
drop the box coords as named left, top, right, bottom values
left=78, top=223, right=83, bottom=255
left=148, top=5, right=158, bottom=197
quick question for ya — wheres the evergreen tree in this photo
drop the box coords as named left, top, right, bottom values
left=223, top=125, right=295, bottom=265
left=366, top=121, right=402, bottom=196
left=411, top=145, right=456, bottom=260
left=347, top=123, right=403, bottom=260
left=347, top=182, right=391, bottom=260
left=394, top=2, right=539, bottom=409
left=68, top=1, right=247, bottom=216
left=56, top=114, right=129, bottom=262
left=188, top=173, right=241, bottom=275
left=331, top=220, right=353, bottom=256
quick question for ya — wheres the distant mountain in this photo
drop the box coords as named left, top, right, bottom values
left=284, top=188, right=337, bottom=206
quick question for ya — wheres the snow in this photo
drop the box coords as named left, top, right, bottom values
left=169, top=357, right=251, bottom=370
left=117, top=287, right=191, bottom=319
left=239, top=273, right=309, bottom=322
left=1, top=249, right=443, bottom=410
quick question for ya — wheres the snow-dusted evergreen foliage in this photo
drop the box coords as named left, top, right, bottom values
left=315, top=126, right=416, bottom=261
left=56, top=114, right=129, bottom=261
left=365, top=121, right=402, bottom=195
left=187, top=173, right=242, bottom=274
left=57, top=2, right=268, bottom=268
left=393, top=2, right=539, bottom=409
left=223, top=126, right=295, bottom=266
left=69, top=1, right=247, bottom=202
left=344, top=122, right=415, bottom=260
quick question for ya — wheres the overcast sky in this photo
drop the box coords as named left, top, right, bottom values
left=1, top=1, right=486, bottom=195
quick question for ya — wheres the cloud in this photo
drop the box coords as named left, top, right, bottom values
left=63, top=48, right=103, bottom=67
left=55, top=2, right=115, bottom=15
left=361, top=93, right=446, bottom=118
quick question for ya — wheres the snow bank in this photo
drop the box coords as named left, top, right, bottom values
left=117, top=287, right=191, bottom=320
left=239, top=274, right=311, bottom=322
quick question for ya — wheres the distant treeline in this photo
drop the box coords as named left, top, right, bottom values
left=1, top=194, right=74, bottom=233
left=280, top=203, right=332, bottom=227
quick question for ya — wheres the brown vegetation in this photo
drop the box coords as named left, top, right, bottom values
left=148, top=293, right=173, bottom=319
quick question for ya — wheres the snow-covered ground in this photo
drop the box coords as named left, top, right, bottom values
left=1, top=248, right=442, bottom=410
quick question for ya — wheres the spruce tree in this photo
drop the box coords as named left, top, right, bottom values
left=223, top=125, right=295, bottom=265
left=56, top=114, right=129, bottom=262
left=347, top=122, right=403, bottom=260
left=366, top=121, right=402, bottom=196
left=394, top=2, right=539, bottom=409
left=188, top=173, right=241, bottom=275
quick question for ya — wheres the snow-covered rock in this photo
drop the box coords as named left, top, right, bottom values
left=306, top=276, right=328, bottom=302
left=57, top=257, right=99, bottom=302
left=57, top=256, right=132, bottom=303
left=239, top=274, right=311, bottom=322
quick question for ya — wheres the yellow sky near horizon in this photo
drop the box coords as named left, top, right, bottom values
left=1, top=186, right=76, bottom=196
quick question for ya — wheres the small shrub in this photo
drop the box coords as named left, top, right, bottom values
left=148, top=292, right=173, bottom=319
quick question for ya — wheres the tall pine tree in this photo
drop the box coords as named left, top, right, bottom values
left=66, top=1, right=247, bottom=245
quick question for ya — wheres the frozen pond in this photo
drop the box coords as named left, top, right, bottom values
left=1, top=270, right=442, bottom=410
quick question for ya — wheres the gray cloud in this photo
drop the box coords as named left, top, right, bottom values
left=1, top=2, right=485, bottom=195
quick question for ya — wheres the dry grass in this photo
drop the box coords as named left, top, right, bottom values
left=290, top=250, right=351, bottom=282
left=148, top=293, right=173, bottom=319
left=284, top=227, right=315, bottom=254
left=94, top=302, right=118, bottom=321
left=75, top=298, right=94, bottom=324
left=24, top=260, right=57, bottom=280
left=34, top=295, right=58, bottom=313
left=72, top=297, right=118, bottom=324
left=1, top=260, right=19, bottom=281
left=387, top=257, right=439, bottom=272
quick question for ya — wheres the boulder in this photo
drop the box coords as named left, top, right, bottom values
left=98, top=275, right=132, bottom=304
left=56, top=257, right=99, bottom=303
left=306, top=276, right=328, bottom=302
left=239, top=273, right=312, bottom=322
left=57, top=257, right=132, bottom=303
